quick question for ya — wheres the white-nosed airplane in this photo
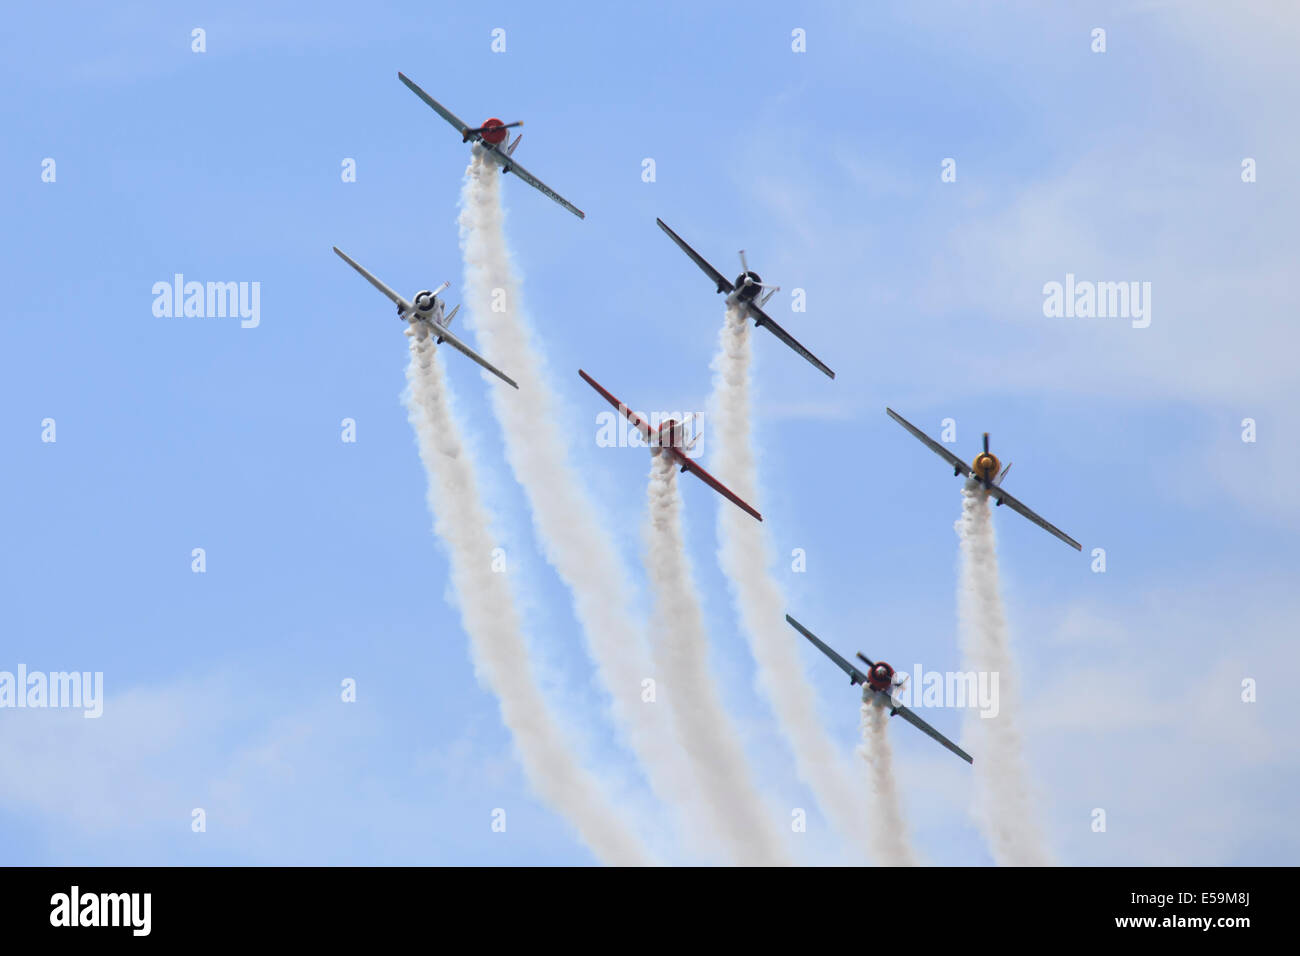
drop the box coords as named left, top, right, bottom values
left=397, top=72, right=585, bottom=220
left=332, top=246, right=518, bottom=389
left=655, top=218, right=834, bottom=379
left=580, top=369, right=761, bottom=521
left=886, top=407, right=1081, bottom=550
left=786, top=614, right=973, bottom=765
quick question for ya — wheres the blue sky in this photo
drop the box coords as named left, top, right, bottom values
left=1, top=0, right=1296, bottom=865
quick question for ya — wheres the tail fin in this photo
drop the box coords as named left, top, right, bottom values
left=507, top=133, right=522, bottom=156
left=443, top=303, right=460, bottom=327
left=998, top=461, right=1012, bottom=483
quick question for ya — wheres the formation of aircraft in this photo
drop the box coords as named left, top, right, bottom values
left=656, top=218, right=835, bottom=379
left=886, top=408, right=1081, bottom=551
left=329, top=69, right=1097, bottom=774
left=398, top=72, right=585, bottom=220
left=579, top=370, right=762, bottom=522
left=332, top=246, right=518, bottom=389
left=786, top=615, right=974, bottom=764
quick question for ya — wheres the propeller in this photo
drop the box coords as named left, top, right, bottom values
left=736, top=252, right=780, bottom=291
left=855, top=651, right=875, bottom=668
left=467, top=120, right=523, bottom=137
left=430, top=280, right=451, bottom=298
left=983, top=432, right=990, bottom=454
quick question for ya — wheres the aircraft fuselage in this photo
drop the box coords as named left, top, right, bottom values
left=971, top=449, right=1001, bottom=485
left=398, top=291, right=448, bottom=338
left=727, top=271, right=764, bottom=307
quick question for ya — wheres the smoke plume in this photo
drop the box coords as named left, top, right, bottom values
left=709, top=305, right=875, bottom=859
left=858, top=699, right=918, bottom=866
left=643, top=452, right=789, bottom=865
left=955, top=482, right=1053, bottom=865
left=456, top=152, right=700, bottom=851
left=404, top=333, right=653, bottom=865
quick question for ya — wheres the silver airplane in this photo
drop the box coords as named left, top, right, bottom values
left=656, top=218, right=834, bottom=379
left=332, top=246, right=518, bottom=389
left=397, top=72, right=585, bottom=220
left=886, top=407, right=1080, bottom=550
left=787, top=614, right=973, bottom=765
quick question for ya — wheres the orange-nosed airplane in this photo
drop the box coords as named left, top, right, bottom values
left=887, top=407, right=1081, bottom=551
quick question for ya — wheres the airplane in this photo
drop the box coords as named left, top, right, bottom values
left=655, top=218, right=834, bottom=379
left=397, top=71, right=585, bottom=220
left=579, top=369, right=761, bottom=521
left=785, top=614, right=973, bottom=765
left=886, top=407, right=1082, bottom=551
left=332, top=246, right=518, bottom=389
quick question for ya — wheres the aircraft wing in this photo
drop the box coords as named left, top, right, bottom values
left=397, top=72, right=476, bottom=141
left=433, top=325, right=519, bottom=390
left=578, top=370, right=652, bottom=442
left=889, top=700, right=974, bottom=764
left=785, top=615, right=870, bottom=686
left=747, top=303, right=836, bottom=379
left=886, top=407, right=972, bottom=477
left=333, top=246, right=414, bottom=314
left=656, top=219, right=735, bottom=294
left=498, top=152, right=585, bottom=219
left=672, top=448, right=762, bottom=521
left=985, top=482, right=1082, bottom=551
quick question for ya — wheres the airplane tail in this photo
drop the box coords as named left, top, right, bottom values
left=507, top=133, right=522, bottom=156
left=435, top=304, right=461, bottom=344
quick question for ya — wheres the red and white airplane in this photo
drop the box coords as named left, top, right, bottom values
left=398, top=72, right=585, bottom=220
left=786, top=614, right=973, bottom=764
left=579, top=370, right=761, bottom=521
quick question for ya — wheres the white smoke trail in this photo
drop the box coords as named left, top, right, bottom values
left=709, top=305, right=876, bottom=859
left=955, top=483, right=1053, bottom=866
left=404, top=333, right=653, bottom=866
left=456, top=152, right=699, bottom=851
left=857, top=699, right=918, bottom=866
left=643, top=453, right=790, bottom=866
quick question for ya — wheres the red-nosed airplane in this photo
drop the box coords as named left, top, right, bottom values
left=398, top=72, right=585, bottom=220
left=786, top=614, right=973, bottom=765
left=579, top=370, right=761, bottom=521
left=655, top=218, right=834, bottom=379
left=886, top=407, right=1082, bottom=551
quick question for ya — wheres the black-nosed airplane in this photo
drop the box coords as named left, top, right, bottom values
left=655, top=218, right=834, bottom=379
left=786, top=614, right=973, bottom=764
left=333, top=246, right=518, bottom=389
left=886, top=407, right=1081, bottom=551
left=398, top=72, right=585, bottom=220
